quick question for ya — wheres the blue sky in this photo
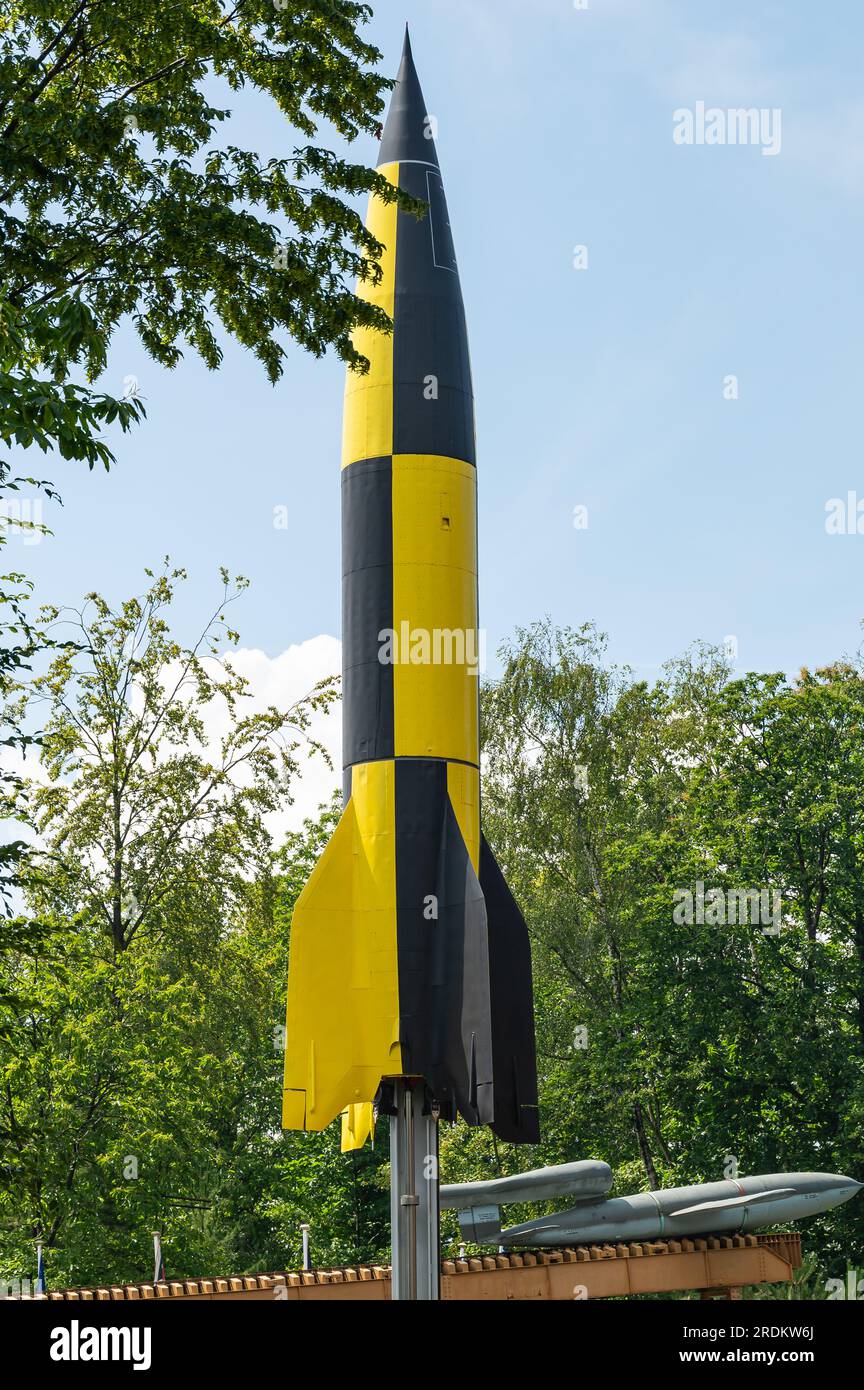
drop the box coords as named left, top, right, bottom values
left=14, top=0, right=864, bottom=712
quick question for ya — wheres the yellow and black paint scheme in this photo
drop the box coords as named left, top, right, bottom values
left=282, top=31, right=539, bottom=1149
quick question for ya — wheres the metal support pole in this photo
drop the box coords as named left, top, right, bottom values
left=390, top=1080, right=440, bottom=1300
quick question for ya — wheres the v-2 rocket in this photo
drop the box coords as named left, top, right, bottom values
left=282, top=30, right=539, bottom=1147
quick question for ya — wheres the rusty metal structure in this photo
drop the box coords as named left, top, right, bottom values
left=16, top=1232, right=801, bottom=1302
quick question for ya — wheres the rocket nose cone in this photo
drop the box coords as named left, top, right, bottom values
left=821, top=1175, right=863, bottom=1215
left=811, top=1172, right=863, bottom=1191
left=807, top=1174, right=863, bottom=1211
left=378, top=26, right=439, bottom=167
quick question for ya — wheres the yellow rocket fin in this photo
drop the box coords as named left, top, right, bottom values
left=341, top=1102, right=375, bottom=1152
left=282, top=761, right=402, bottom=1132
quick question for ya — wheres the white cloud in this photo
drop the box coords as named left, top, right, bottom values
left=217, top=636, right=343, bottom=845
left=2, top=635, right=345, bottom=868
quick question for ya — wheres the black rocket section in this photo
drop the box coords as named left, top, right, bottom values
left=379, top=28, right=440, bottom=166
left=394, top=760, right=494, bottom=1128
left=480, top=837, right=540, bottom=1142
left=341, top=457, right=394, bottom=769
left=392, top=766, right=540, bottom=1142
left=385, top=30, right=476, bottom=465
left=394, top=162, right=475, bottom=464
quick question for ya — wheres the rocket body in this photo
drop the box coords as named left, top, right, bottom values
left=282, top=34, right=539, bottom=1144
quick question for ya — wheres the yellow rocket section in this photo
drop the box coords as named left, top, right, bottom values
left=341, top=164, right=398, bottom=469
left=284, top=166, right=406, bottom=1142
left=392, top=454, right=479, bottom=767
left=447, top=763, right=480, bottom=875
left=281, top=761, right=403, bottom=1131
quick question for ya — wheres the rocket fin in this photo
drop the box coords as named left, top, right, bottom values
left=670, top=1187, right=795, bottom=1217
left=479, top=836, right=541, bottom=1143
left=392, top=762, right=540, bottom=1142
left=394, top=764, right=494, bottom=1127
left=341, top=1102, right=375, bottom=1152
left=282, top=763, right=539, bottom=1143
left=282, top=761, right=402, bottom=1132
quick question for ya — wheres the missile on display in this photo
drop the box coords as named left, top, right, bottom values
left=281, top=30, right=539, bottom=1147
left=441, top=1161, right=613, bottom=1243
left=440, top=1164, right=862, bottom=1247
left=440, top=1160, right=614, bottom=1212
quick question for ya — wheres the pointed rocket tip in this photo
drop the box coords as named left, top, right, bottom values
left=378, top=26, right=439, bottom=168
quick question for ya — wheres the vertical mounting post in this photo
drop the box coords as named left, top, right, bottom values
left=390, top=1080, right=440, bottom=1300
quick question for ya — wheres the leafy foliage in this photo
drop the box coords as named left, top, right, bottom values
left=1, top=1, right=418, bottom=377
left=473, top=621, right=864, bottom=1279
left=0, top=570, right=357, bottom=1285
left=0, top=2, right=419, bottom=924
left=17, top=563, right=337, bottom=953
left=2, top=604, right=863, bottom=1291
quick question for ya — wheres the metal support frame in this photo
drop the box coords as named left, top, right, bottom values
left=390, top=1080, right=440, bottom=1300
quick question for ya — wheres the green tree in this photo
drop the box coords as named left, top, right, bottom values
left=18, top=563, right=335, bottom=953
left=0, top=566, right=347, bottom=1283
left=1, top=298, right=145, bottom=912
left=1, top=1, right=414, bottom=379
left=1, top=4, right=418, bottom=913
left=476, top=621, right=863, bottom=1276
left=0, top=3, right=428, bottom=928
left=673, top=659, right=864, bottom=1266
left=480, top=620, right=697, bottom=1190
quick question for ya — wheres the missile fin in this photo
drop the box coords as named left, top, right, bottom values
left=670, top=1187, right=796, bottom=1217
left=394, top=761, right=495, bottom=1127
left=282, top=761, right=402, bottom=1132
left=479, top=836, right=541, bottom=1143
left=341, top=1102, right=375, bottom=1153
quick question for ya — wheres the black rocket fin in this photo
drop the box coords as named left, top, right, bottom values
left=480, top=836, right=541, bottom=1143
left=395, top=762, right=494, bottom=1127
left=378, top=26, right=440, bottom=167
left=393, top=764, right=540, bottom=1142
